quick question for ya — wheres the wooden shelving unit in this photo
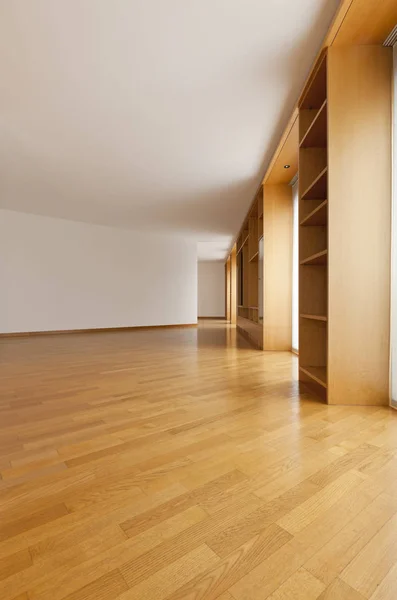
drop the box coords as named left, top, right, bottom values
left=298, top=47, right=392, bottom=405
left=235, top=188, right=263, bottom=348
left=299, top=54, right=328, bottom=401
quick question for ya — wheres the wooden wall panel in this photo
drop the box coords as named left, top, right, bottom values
left=263, top=184, right=293, bottom=351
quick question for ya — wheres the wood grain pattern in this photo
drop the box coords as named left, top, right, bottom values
left=340, top=511, right=397, bottom=598
left=368, top=561, right=397, bottom=600
left=62, top=570, right=128, bottom=600
left=267, top=567, right=325, bottom=600
left=167, top=524, right=292, bottom=600
left=120, top=544, right=218, bottom=600
left=317, top=578, right=365, bottom=600
left=0, top=549, right=32, bottom=583
left=0, top=321, right=396, bottom=599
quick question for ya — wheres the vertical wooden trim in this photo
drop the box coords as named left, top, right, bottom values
left=262, top=184, right=293, bottom=350
left=225, top=257, right=231, bottom=322
left=230, top=245, right=237, bottom=325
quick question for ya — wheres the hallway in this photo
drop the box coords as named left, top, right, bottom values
left=0, top=321, right=397, bottom=600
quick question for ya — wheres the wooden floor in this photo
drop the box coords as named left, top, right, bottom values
left=1, top=320, right=397, bottom=600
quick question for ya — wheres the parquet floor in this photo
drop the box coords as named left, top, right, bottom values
left=1, top=320, right=397, bottom=600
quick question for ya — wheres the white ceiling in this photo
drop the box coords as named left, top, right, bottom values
left=0, top=0, right=340, bottom=260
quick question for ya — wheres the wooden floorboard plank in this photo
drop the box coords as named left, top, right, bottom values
left=317, top=578, right=366, bottom=600
left=305, top=493, right=397, bottom=587
left=165, top=524, right=292, bottom=600
left=0, top=548, right=32, bottom=583
left=119, top=544, right=218, bottom=600
left=266, top=567, right=325, bottom=600
left=340, top=511, right=397, bottom=598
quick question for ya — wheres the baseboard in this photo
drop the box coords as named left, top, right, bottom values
left=198, top=316, right=226, bottom=320
left=0, top=323, right=198, bottom=338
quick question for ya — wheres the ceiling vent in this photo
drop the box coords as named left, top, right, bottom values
left=384, top=24, right=397, bottom=46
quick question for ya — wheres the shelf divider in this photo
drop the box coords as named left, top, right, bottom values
left=300, top=200, right=327, bottom=226
left=300, top=314, right=327, bottom=322
left=300, top=249, right=328, bottom=266
left=300, top=100, right=327, bottom=149
left=301, top=167, right=328, bottom=201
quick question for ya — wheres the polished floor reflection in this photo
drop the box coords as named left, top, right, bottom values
left=0, top=321, right=396, bottom=600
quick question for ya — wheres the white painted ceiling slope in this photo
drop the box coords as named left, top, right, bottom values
left=0, top=0, right=340, bottom=260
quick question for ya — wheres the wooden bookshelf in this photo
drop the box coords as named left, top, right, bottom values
left=234, top=188, right=264, bottom=348
left=299, top=54, right=328, bottom=402
left=299, top=47, right=392, bottom=406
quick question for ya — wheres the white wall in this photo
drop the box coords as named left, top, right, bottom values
left=0, top=210, right=197, bottom=333
left=197, top=261, right=225, bottom=318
